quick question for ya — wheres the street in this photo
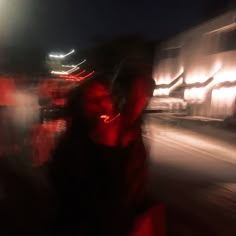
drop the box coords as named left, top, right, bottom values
left=143, top=114, right=236, bottom=235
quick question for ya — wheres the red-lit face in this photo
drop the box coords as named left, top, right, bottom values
left=83, top=82, right=113, bottom=122
left=82, top=82, right=121, bottom=146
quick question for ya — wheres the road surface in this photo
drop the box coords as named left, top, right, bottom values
left=143, top=114, right=236, bottom=235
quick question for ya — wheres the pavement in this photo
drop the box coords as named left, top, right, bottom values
left=143, top=114, right=236, bottom=235
left=1, top=109, right=236, bottom=235
left=153, top=113, right=236, bottom=146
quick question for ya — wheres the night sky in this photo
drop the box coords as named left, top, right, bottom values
left=0, top=0, right=233, bottom=50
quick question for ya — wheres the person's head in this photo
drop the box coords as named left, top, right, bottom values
left=111, top=62, right=155, bottom=121
left=65, top=74, right=114, bottom=134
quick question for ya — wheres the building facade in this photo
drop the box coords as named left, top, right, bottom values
left=153, top=9, right=236, bottom=118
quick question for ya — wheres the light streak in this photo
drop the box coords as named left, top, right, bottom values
left=155, top=67, right=184, bottom=85
left=59, top=70, right=95, bottom=82
left=59, top=75, right=78, bottom=80
left=79, top=71, right=95, bottom=80
left=51, top=71, right=69, bottom=75
left=49, top=49, right=75, bottom=58
left=153, top=77, right=183, bottom=96
left=183, top=63, right=222, bottom=102
left=61, top=60, right=86, bottom=69
left=74, top=70, right=86, bottom=77
left=66, top=66, right=80, bottom=74
left=61, top=65, right=77, bottom=68
left=185, top=63, right=221, bottom=85
left=77, top=59, right=87, bottom=66
left=51, top=66, right=80, bottom=75
left=100, top=113, right=121, bottom=123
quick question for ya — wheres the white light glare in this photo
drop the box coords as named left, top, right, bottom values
left=153, top=88, right=169, bottom=96
left=51, top=71, right=68, bottom=75
left=51, top=65, right=81, bottom=75
left=62, top=60, right=86, bottom=68
left=49, top=49, right=75, bottom=59
left=184, top=87, right=205, bottom=102
left=62, top=65, right=77, bottom=68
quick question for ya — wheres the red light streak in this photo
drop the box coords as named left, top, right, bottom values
left=59, top=70, right=95, bottom=82
left=74, top=70, right=86, bottom=77
left=100, top=113, right=120, bottom=123
left=79, top=71, right=95, bottom=80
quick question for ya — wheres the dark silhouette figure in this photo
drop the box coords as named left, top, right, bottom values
left=49, top=69, right=155, bottom=235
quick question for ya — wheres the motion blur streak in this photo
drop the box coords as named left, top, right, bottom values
left=51, top=66, right=80, bottom=75
left=144, top=116, right=236, bottom=176
left=143, top=114, right=236, bottom=234
left=74, top=70, right=86, bottom=76
left=62, top=65, right=77, bottom=68
left=79, top=70, right=95, bottom=80
left=154, top=67, right=184, bottom=85
left=61, top=60, right=86, bottom=68
left=100, top=113, right=120, bottom=123
left=77, top=59, right=87, bottom=66
left=49, top=49, right=75, bottom=58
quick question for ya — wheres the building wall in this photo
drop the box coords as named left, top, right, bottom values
left=154, top=9, right=236, bottom=119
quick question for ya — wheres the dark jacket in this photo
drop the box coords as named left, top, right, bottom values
left=49, top=130, right=147, bottom=235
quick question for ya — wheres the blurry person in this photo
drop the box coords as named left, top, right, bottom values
left=112, top=63, right=164, bottom=236
left=49, top=69, right=155, bottom=235
left=49, top=75, right=125, bottom=236
left=112, top=63, right=156, bottom=214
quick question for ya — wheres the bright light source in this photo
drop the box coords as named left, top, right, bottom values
left=51, top=71, right=69, bottom=75
left=49, top=49, right=75, bottom=59
left=61, top=65, right=77, bottom=68
left=185, top=64, right=222, bottom=85
left=153, top=77, right=183, bottom=96
left=213, top=70, right=236, bottom=84
left=211, top=87, right=236, bottom=116
left=51, top=65, right=81, bottom=75
left=153, top=88, right=169, bottom=96
left=155, top=67, right=184, bottom=86
left=60, top=70, right=95, bottom=82
left=184, top=87, right=206, bottom=102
